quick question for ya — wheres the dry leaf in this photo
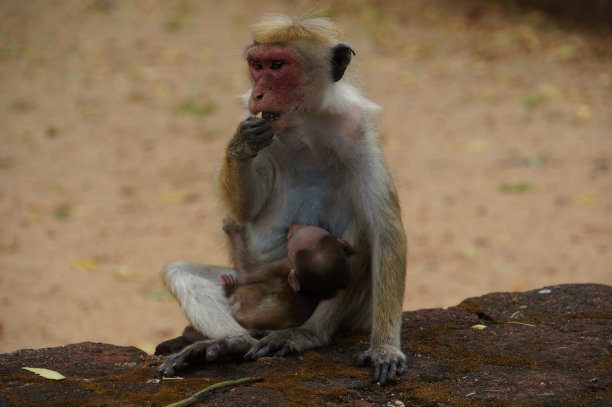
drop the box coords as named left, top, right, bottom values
left=72, top=205, right=91, bottom=218
left=461, top=246, right=477, bottom=260
left=503, top=321, right=536, bottom=327
left=573, top=104, right=592, bottom=121
left=160, top=190, right=190, bottom=205
left=471, top=324, right=487, bottom=330
left=70, top=258, right=98, bottom=271
left=133, top=341, right=156, bottom=354
left=114, top=267, right=136, bottom=281
left=554, top=43, right=579, bottom=61
left=468, top=139, right=488, bottom=153
left=22, top=367, right=65, bottom=380
left=574, top=193, right=598, bottom=206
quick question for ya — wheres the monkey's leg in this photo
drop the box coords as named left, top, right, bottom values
left=159, top=261, right=255, bottom=375
left=162, top=261, right=248, bottom=339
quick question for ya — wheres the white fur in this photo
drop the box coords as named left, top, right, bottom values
left=162, top=261, right=248, bottom=339
left=321, top=81, right=381, bottom=115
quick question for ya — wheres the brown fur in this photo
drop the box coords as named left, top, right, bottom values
left=229, top=276, right=318, bottom=330
left=221, top=219, right=352, bottom=330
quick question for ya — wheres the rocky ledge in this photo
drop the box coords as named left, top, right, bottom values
left=1, top=283, right=610, bottom=406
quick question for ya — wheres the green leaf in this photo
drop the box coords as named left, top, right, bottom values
left=174, top=101, right=217, bottom=117
left=499, top=181, right=532, bottom=194
left=146, top=289, right=174, bottom=300
left=521, top=92, right=550, bottom=108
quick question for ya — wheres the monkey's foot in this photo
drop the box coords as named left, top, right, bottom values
left=158, top=335, right=257, bottom=377
left=154, top=326, right=206, bottom=356
left=244, top=327, right=323, bottom=359
left=358, top=345, right=406, bottom=385
left=222, top=217, right=241, bottom=234
left=218, top=274, right=238, bottom=297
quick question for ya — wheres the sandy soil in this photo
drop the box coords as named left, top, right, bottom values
left=1, top=0, right=611, bottom=354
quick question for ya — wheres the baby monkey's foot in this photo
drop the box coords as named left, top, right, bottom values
left=218, top=274, right=239, bottom=297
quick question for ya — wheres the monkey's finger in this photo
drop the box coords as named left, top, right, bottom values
left=373, top=362, right=383, bottom=383
left=380, top=366, right=389, bottom=385
left=244, top=344, right=264, bottom=359
left=157, top=365, right=168, bottom=377
left=250, top=341, right=282, bottom=359
left=161, top=366, right=174, bottom=377
left=246, top=347, right=267, bottom=360
left=243, top=115, right=272, bottom=129
left=273, top=347, right=289, bottom=357
left=357, top=352, right=369, bottom=366
left=250, top=132, right=274, bottom=148
left=387, top=360, right=398, bottom=381
left=246, top=130, right=274, bottom=152
left=159, top=358, right=179, bottom=377
left=397, top=358, right=406, bottom=375
left=206, top=344, right=220, bottom=361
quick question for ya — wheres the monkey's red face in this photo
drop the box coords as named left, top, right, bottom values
left=247, top=46, right=305, bottom=126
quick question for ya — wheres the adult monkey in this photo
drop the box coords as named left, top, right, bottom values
left=159, top=15, right=407, bottom=384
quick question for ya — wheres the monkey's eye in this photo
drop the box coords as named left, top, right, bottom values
left=270, top=60, right=285, bottom=70
left=252, top=60, right=263, bottom=71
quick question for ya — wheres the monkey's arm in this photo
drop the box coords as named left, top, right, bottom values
left=223, top=217, right=258, bottom=276
left=357, top=180, right=407, bottom=385
left=223, top=217, right=289, bottom=284
left=219, top=117, right=274, bottom=223
left=241, top=259, right=289, bottom=283
left=342, top=140, right=407, bottom=383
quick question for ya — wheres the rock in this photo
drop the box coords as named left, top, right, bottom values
left=0, top=284, right=610, bottom=406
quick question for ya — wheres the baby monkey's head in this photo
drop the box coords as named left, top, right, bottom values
left=286, top=225, right=355, bottom=299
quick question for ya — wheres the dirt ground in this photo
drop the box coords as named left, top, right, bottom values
left=1, top=0, right=611, bottom=354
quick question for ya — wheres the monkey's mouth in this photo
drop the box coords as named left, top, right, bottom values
left=260, top=112, right=281, bottom=122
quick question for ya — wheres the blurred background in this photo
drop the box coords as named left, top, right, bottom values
left=1, top=0, right=611, bottom=354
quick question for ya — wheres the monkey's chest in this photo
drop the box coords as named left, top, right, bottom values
left=248, top=163, right=354, bottom=261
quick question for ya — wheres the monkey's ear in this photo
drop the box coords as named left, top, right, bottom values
left=331, top=43, right=355, bottom=82
left=337, top=238, right=356, bottom=255
left=288, top=269, right=301, bottom=293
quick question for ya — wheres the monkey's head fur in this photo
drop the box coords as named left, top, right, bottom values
left=251, top=14, right=341, bottom=45
left=245, top=15, right=354, bottom=130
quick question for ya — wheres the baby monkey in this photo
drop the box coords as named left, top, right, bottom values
left=220, top=218, right=355, bottom=331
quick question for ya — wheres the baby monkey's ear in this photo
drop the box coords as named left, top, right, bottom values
left=288, top=269, right=302, bottom=292
left=337, top=238, right=356, bottom=255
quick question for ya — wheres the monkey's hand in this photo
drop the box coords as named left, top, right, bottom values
left=222, top=217, right=242, bottom=234
left=358, top=344, right=406, bottom=385
left=244, top=327, right=324, bottom=359
left=227, top=116, right=274, bottom=160
left=158, top=335, right=257, bottom=377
